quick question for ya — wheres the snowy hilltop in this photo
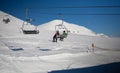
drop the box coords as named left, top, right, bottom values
left=38, top=20, right=97, bottom=36
left=0, top=10, right=107, bottom=37
left=0, top=10, right=120, bottom=73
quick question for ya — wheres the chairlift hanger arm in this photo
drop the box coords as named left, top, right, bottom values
left=26, top=8, right=29, bottom=19
left=58, top=13, right=64, bottom=25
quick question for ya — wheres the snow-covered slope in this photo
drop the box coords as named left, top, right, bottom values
left=0, top=11, right=36, bottom=36
left=0, top=33, right=120, bottom=73
left=38, top=20, right=96, bottom=36
left=0, top=10, right=120, bottom=73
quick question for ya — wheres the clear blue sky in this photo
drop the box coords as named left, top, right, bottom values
left=0, top=0, right=120, bottom=37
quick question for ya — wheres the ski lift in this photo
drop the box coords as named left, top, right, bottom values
left=55, top=14, right=69, bottom=33
left=3, top=15, right=10, bottom=24
left=22, top=21, right=39, bottom=34
left=21, top=8, right=39, bottom=34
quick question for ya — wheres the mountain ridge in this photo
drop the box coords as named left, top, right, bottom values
left=38, top=19, right=97, bottom=36
left=0, top=10, right=107, bottom=37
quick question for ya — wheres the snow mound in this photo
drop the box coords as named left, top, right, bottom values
left=38, top=20, right=96, bottom=36
left=97, top=33, right=108, bottom=37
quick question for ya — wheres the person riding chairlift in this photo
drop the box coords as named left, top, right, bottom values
left=53, top=31, right=60, bottom=42
left=59, top=31, right=68, bottom=41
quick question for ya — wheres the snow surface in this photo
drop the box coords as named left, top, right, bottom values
left=0, top=10, right=120, bottom=73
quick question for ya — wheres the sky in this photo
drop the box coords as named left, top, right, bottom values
left=0, top=0, right=120, bottom=37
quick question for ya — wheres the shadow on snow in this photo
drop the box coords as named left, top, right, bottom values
left=49, top=62, right=120, bottom=73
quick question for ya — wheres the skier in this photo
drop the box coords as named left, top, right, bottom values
left=59, top=31, right=68, bottom=41
left=53, top=31, right=60, bottom=42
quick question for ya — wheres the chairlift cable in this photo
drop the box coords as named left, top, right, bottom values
left=25, top=5, right=120, bottom=9
left=53, top=5, right=120, bottom=8
left=37, top=13, right=120, bottom=15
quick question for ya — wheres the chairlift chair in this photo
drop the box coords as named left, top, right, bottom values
left=55, top=14, right=69, bottom=33
left=21, top=8, right=39, bottom=34
left=55, top=24, right=67, bottom=31
left=22, top=20, right=39, bottom=34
